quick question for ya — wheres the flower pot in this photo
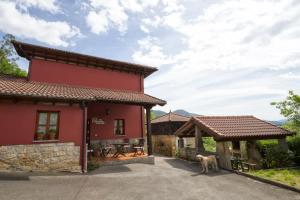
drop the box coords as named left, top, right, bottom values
left=36, top=133, right=44, bottom=140
left=48, top=132, right=57, bottom=140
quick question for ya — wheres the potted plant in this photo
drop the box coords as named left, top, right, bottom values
left=48, top=129, right=57, bottom=140
left=36, top=131, right=45, bottom=140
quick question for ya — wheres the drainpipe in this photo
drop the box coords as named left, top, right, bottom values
left=145, top=106, right=153, bottom=155
left=81, top=102, right=88, bottom=173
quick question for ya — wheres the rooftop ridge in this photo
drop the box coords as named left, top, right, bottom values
left=12, top=40, right=157, bottom=77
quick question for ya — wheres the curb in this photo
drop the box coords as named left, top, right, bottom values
left=232, top=170, right=300, bottom=194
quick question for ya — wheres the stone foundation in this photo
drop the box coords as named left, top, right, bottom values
left=0, top=142, right=81, bottom=172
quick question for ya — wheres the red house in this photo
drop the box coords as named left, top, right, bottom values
left=0, top=41, right=166, bottom=172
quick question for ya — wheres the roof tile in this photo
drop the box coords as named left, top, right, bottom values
left=0, top=74, right=166, bottom=106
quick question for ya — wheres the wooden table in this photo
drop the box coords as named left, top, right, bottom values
left=112, top=143, right=129, bottom=158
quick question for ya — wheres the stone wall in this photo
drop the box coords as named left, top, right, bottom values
left=0, top=142, right=81, bottom=172
left=178, top=147, right=197, bottom=160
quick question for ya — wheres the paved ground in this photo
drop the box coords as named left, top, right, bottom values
left=0, top=156, right=299, bottom=200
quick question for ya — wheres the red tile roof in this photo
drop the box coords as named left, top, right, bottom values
left=175, top=116, right=292, bottom=140
left=0, top=74, right=166, bottom=106
left=12, top=41, right=157, bottom=77
left=151, top=112, right=190, bottom=123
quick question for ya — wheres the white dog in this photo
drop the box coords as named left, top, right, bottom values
left=196, top=154, right=219, bottom=173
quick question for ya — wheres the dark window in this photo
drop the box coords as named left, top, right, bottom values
left=114, top=119, right=125, bottom=135
left=232, top=141, right=240, bottom=150
left=35, top=111, right=59, bottom=141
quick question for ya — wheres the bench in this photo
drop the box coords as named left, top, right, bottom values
left=241, top=162, right=257, bottom=171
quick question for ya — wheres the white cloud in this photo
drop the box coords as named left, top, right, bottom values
left=14, top=0, right=60, bottom=13
left=0, top=1, right=80, bottom=47
left=85, top=0, right=183, bottom=34
left=280, top=72, right=300, bottom=80
left=133, top=0, right=300, bottom=120
left=132, top=37, right=175, bottom=66
left=85, top=0, right=128, bottom=34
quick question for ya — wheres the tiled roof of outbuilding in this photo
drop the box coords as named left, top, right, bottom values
left=175, top=116, right=293, bottom=140
left=151, top=112, right=190, bottom=123
left=0, top=74, right=166, bottom=106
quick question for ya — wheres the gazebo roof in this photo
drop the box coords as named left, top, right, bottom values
left=175, top=116, right=293, bottom=141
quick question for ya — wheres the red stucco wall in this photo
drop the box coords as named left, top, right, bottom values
left=0, top=102, right=83, bottom=146
left=87, top=103, right=143, bottom=140
left=29, top=59, right=142, bottom=91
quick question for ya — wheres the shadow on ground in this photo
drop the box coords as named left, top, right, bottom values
left=88, top=165, right=132, bottom=175
left=163, top=157, right=231, bottom=177
left=0, top=171, right=82, bottom=181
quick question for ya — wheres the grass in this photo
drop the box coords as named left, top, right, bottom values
left=248, top=168, right=300, bottom=189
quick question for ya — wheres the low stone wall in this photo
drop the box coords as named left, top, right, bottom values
left=178, top=147, right=197, bottom=160
left=0, top=142, right=81, bottom=172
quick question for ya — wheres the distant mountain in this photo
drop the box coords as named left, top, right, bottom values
left=152, top=109, right=200, bottom=118
left=152, top=110, right=167, bottom=118
left=268, top=119, right=287, bottom=126
left=173, top=109, right=200, bottom=117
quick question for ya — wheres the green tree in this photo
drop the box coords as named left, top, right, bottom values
left=271, top=91, right=300, bottom=126
left=0, top=34, right=27, bottom=77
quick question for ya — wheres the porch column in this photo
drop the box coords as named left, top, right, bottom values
left=278, top=138, right=289, bottom=152
left=195, top=125, right=205, bottom=154
left=145, top=106, right=153, bottom=155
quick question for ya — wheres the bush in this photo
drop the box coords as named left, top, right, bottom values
left=287, top=135, right=300, bottom=166
left=257, top=140, right=294, bottom=169
left=203, top=137, right=216, bottom=152
left=87, top=161, right=100, bottom=172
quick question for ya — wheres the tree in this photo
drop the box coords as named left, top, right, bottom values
left=0, top=34, right=27, bottom=77
left=271, top=91, right=300, bottom=126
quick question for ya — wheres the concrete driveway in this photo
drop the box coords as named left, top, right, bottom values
left=0, top=156, right=299, bottom=200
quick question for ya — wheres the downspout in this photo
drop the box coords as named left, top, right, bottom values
left=146, top=106, right=153, bottom=155
left=81, top=102, right=88, bottom=173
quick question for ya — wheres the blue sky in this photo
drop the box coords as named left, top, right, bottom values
left=0, top=0, right=300, bottom=120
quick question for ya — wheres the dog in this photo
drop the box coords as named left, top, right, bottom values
left=196, top=154, right=219, bottom=173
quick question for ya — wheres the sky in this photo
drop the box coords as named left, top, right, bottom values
left=0, top=0, right=300, bottom=120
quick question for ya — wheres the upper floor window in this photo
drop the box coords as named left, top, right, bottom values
left=114, top=119, right=125, bottom=136
left=35, top=111, right=59, bottom=141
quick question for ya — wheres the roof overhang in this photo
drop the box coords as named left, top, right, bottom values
left=12, top=40, right=157, bottom=77
left=0, top=74, right=167, bottom=107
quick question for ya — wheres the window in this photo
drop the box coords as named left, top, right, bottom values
left=114, top=119, right=125, bottom=135
left=232, top=141, right=240, bottom=151
left=35, top=111, right=59, bottom=141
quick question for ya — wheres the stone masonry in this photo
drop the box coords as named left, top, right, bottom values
left=0, top=142, right=81, bottom=172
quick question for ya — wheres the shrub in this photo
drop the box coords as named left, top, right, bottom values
left=87, top=161, right=100, bottom=172
left=175, top=150, right=181, bottom=158
left=257, top=140, right=294, bottom=168
left=287, top=135, right=300, bottom=166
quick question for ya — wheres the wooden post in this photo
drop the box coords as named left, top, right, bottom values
left=195, top=126, right=205, bottom=154
left=146, top=106, right=153, bottom=155
left=278, top=138, right=289, bottom=152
